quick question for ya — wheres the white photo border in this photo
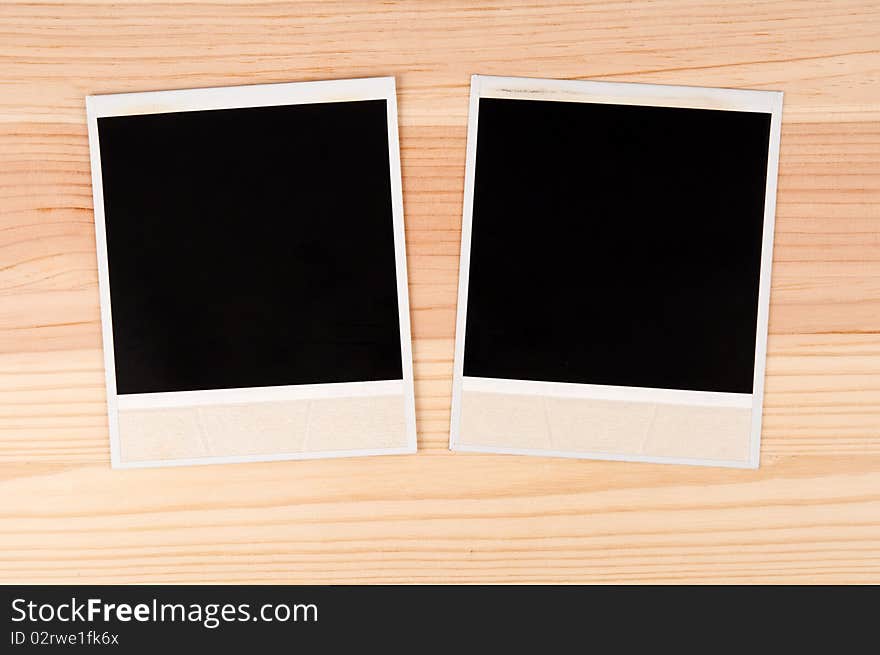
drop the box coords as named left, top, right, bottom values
left=449, top=75, right=784, bottom=469
left=86, top=76, right=417, bottom=468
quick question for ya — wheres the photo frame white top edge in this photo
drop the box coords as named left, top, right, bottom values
left=85, top=76, right=397, bottom=118
left=471, top=74, right=783, bottom=114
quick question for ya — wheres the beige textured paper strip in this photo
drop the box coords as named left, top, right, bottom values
left=118, top=394, right=408, bottom=464
left=459, top=390, right=752, bottom=463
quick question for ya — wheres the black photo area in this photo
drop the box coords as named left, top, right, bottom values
left=463, top=98, right=772, bottom=394
left=98, top=99, right=403, bottom=394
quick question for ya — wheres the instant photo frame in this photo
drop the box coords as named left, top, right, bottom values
left=450, top=75, right=783, bottom=468
left=87, top=77, right=416, bottom=468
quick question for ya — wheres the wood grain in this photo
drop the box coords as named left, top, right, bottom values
left=1, top=0, right=879, bottom=583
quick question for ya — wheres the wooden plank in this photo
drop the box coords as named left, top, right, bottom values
left=0, top=0, right=878, bottom=583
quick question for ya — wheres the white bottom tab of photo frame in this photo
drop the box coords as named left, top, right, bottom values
left=113, top=381, right=414, bottom=468
left=453, top=377, right=757, bottom=468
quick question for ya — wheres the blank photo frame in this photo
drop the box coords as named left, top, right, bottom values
left=450, top=75, right=783, bottom=468
left=87, top=77, right=416, bottom=468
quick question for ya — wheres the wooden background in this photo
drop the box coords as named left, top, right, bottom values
left=1, top=0, right=879, bottom=583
